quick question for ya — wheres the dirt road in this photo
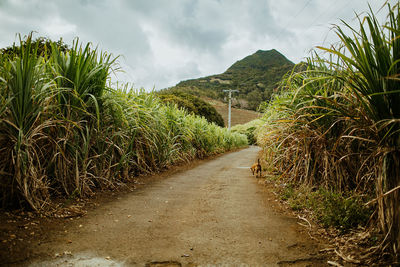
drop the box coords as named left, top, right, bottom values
left=22, top=146, right=324, bottom=266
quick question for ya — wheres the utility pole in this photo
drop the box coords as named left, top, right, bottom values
left=223, top=89, right=239, bottom=130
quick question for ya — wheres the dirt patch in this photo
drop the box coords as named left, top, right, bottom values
left=145, top=261, right=182, bottom=267
left=1, top=147, right=328, bottom=266
left=204, top=97, right=261, bottom=126
left=0, top=153, right=231, bottom=266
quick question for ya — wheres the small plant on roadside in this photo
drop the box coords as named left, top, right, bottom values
left=309, top=189, right=372, bottom=232
left=279, top=183, right=295, bottom=201
left=278, top=185, right=372, bottom=232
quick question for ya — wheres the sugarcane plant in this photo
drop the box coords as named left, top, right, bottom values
left=0, top=34, right=248, bottom=211
left=319, top=3, right=400, bottom=258
left=257, top=2, right=400, bottom=261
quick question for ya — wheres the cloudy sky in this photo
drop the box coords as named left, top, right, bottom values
left=0, top=0, right=394, bottom=90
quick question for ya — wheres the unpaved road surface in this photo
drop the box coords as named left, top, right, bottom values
left=17, top=146, right=324, bottom=266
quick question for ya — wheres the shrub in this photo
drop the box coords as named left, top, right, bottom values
left=157, top=91, right=225, bottom=127
left=231, top=119, right=263, bottom=145
left=278, top=184, right=372, bottom=232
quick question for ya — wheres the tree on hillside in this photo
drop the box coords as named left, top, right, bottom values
left=158, top=91, right=225, bottom=127
left=246, top=89, right=263, bottom=110
left=0, top=35, right=68, bottom=59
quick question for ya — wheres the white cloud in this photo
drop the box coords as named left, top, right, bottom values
left=42, top=17, right=77, bottom=37
left=0, top=0, right=397, bottom=90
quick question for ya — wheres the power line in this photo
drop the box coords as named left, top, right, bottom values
left=274, top=0, right=313, bottom=40
left=305, top=1, right=342, bottom=30
left=293, top=0, right=313, bottom=20
left=299, top=1, right=350, bottom=49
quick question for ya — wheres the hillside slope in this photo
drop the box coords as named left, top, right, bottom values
left=172, top=49, right=295, bottom=110
left=205, top=98, right=260, bottom=127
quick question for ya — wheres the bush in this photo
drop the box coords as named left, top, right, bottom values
left=278, top=184, right=372, bottom=232
left=231, top=119, right=263, bottom=145
left=311, top=190, right=371, bottom=231
left=157, top=91, right=225, bottom=127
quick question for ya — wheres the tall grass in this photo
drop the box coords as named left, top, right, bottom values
left=258, top=2, right=400, bottom=262
left=0, top=35, right=54, bottom=209
left=0, top=34, right=247, bottom=211
left=320, top=4, right=400, bottom=257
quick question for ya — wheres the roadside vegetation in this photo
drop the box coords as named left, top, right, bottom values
left=231, top=119, right=263, bottom=145
left=156, top=90, right=225, bottom=127
left=0, top=35, right=247, bottom=212
left=256, top=2, right=400, bottom=264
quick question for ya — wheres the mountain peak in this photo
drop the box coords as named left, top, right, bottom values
left=255, top=49, right=278, bottom=54
left=227, top=49, right=293, bottom=73
left=171, top=49, right=295, bottom=110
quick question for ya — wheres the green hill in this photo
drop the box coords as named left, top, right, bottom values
left=170, top=49, right=295, bottom=110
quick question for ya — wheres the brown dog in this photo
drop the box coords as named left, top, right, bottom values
left=250, top=159, right=262, bottom=178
